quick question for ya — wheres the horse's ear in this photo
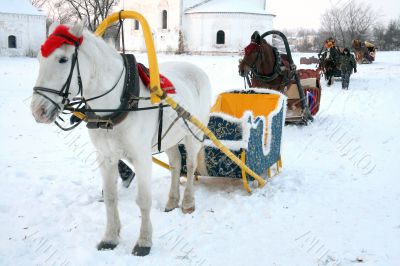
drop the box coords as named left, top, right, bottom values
left=48, top=21, right=60, bottom=34
left=251, top=31, right=261, bottom=45
left=70, top=22, right=85, bottom=37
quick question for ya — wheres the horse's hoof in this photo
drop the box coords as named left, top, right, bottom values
left=182, top=206, right=195, bottom=214
left=132, top=244, right=151, bottom=256
left=165, top=198, right=179, bottom=212
left=164, top=207, right=177, bottom=212
left=97, top=241, right=118, bottom=250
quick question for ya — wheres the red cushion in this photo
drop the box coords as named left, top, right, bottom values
left=137, top=64, right=176, bottom=94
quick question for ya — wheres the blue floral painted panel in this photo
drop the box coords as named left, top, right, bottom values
left=206, top=116, right=243, bottom=141
left=246, top=106, right=284, bottom=180
left=204, top=147, right=242, bottom=178
left=179, top=95, right=284, bottom=180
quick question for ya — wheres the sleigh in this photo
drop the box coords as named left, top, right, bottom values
left=93, top=11, right=286, bottom=192
left=178, top=90, right=285, bottom=191
left=285, top=69, right=321, bottom=122
left=352, top=40, right=376, bottom=64
left=239, top=30, right=321, bottom=125
left=300, top=56, right=319, bottom=65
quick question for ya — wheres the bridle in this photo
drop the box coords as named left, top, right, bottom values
left=32, top=32, right=129, bottom=130
left=240, top=42, right=261, bottom=77
left=33, top=34, right=85, bottom=108
left=32, top=30, right=170, bottom=136
left=241, top=41, right=290, bottom=90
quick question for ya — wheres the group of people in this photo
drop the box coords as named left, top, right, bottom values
left=318, top=37, right=357, bottom=90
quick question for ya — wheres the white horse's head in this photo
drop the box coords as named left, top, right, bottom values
left=31, top=22, right=86, bottom=124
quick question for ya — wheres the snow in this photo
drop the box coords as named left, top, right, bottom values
left=185, top=0, right=271, bottom=15
left=0, top=0, right=45, bottom=16
left=0, top=51, right=400, bottom=266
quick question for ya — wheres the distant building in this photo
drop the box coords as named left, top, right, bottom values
left=0, top=0, right=46, bottom=56
left=117, top=0, right=275, bottom=54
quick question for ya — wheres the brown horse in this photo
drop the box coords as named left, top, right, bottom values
left=352, top=39, right=375, bottom=64
left=238, top=31, right=292, bottom=91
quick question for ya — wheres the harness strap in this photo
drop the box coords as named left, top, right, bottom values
left=157, top=103, right=163, bottom=152
left=86, top=53, right=137, bottom=129
left=250, top=46, right=283, bottom=83
left=119, top=10, right=125, bottom=54
left=151, top=115, right=179, bottom=150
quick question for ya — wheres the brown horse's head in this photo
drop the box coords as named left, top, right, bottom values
left=238, top=31, right=291, bottom=90
left=352, top=39, right=362, bottom=50
left=238, top=31, right=276, bottom=78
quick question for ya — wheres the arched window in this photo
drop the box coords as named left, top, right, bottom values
left=216, top=30, right=225, bottom=44
left=162, top=10, right=168, bottom=29
left=8, top=35, right=16, bottom=48
left=134, top=20, right=139, bottom=30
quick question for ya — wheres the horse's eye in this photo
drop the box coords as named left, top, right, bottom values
left=59, top=57, right=68, bottom=64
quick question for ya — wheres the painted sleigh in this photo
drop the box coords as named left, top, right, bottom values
left=179, top=89, right=285, bottom=192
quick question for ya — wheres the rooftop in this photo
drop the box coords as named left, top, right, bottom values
left=0, top=0, right=46, bottom=16
left=185, top=0, right=274, bottom=15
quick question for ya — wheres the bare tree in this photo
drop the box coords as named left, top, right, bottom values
left=31, top=0, right=73, bottom=35
left=372, top=24, right=386, bottom=49
left=60, top=0, right=118, bottom=31
left=383, top=18, right=400, bottom=50
left=320, top=0, right=379, bottom=47
left=31, top=0, right=47, bottom=8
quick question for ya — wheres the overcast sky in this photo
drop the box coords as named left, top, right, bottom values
left=268, top=0, right=400, bottom=30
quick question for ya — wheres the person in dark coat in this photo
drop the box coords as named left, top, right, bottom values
left=340, top=48, right=357, bottom=90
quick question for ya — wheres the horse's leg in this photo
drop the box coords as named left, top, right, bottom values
left=97, top=158, right=121, bottom=250
left=182, top=136, right=201, bottom=214
left=165, top=145, right=181, bottom=212
left=129, top=152, right=153, bottom=256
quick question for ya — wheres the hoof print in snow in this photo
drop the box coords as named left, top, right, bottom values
left=97, top=241, right=117, bottom=250
left=132, top=244, right=151, bottom=256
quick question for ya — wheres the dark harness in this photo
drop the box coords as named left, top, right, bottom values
left=243, top=45, right=295, bottom=91
left=33, top=33, right=170, bottom=151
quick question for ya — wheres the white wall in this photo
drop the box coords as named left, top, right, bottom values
left=0, top=13, right=46, bottom=56
left=118, top=0, right=274, bottom=54
left=183, top=12, right=274, bottom=54
left=122, top=0, right=182, bottom=53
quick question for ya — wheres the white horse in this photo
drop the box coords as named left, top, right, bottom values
left=30, top=22, right=211, bottom=256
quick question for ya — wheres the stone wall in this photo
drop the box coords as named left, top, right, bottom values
left=0, top=13, right=46, bottom=57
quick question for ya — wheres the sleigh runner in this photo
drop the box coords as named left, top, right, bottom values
left=178, top=89, right=285, bottom=192
left=30, top=10, right=286, bottom=256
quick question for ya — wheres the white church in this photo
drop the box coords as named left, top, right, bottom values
left=0, top=0, right=46, bottom=57
left=118, top=0, right=275, bottom=54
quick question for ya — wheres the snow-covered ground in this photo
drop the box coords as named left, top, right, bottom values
left=0, top=51, right=399, bottom=266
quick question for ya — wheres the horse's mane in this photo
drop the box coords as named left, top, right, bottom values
left=259, top=39, right=274, bottom=53
left=81, top=29, right=117, bottom=54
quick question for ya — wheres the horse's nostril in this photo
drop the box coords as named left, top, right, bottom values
left=39, top=106, right=46, bottom=116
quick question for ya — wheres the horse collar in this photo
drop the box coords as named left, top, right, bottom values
left=251, top=46, right=283, bottom=83
left=85, top=54, right=139, bottom=129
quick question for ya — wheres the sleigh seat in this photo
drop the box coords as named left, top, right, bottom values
left=179, top=89, right=286, bottom=191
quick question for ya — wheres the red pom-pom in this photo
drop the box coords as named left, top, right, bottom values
left=41, top=25, right=83, bottom=57
left=244, top=42, right=260, bottom=55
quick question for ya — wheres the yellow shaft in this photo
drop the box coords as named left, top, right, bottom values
left=162, top=95, right=266, bottom=187
left=95, top=11, right=161, bottom=104
left=95, top=10, right=266, bottom=189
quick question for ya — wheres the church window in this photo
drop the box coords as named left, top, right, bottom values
left=216, top=30, right=225, bottom=44
left=8, top=35, right=16, bottom=48
left=162, top=10, right=168, bottom=29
